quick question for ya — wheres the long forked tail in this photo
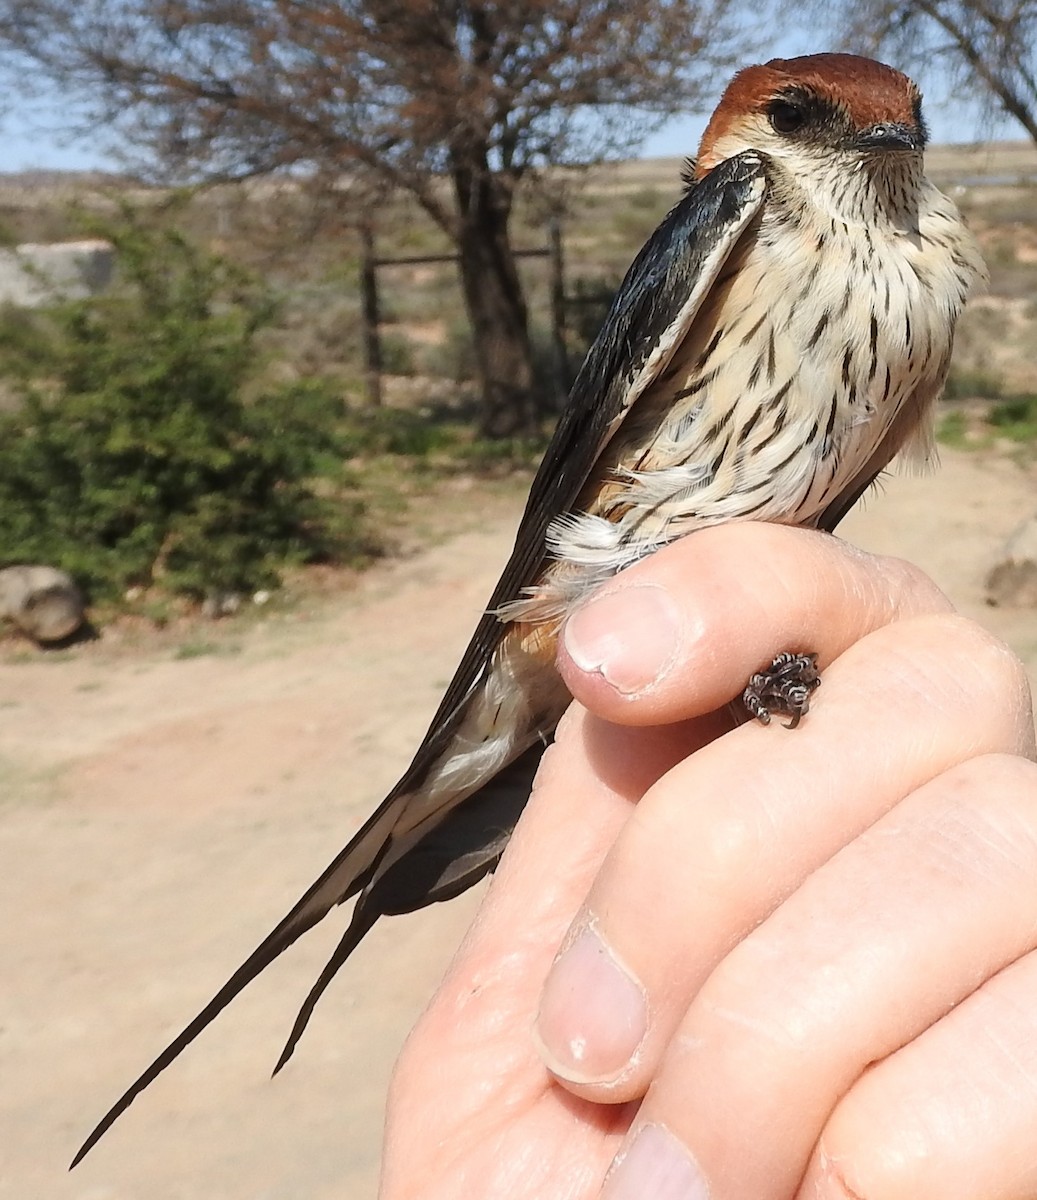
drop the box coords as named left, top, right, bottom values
left=270, top=740, right=548, bottom=1076
left=72, top=596, right=566, bottom=1168
left=69, top=785, right=413, bottom=1168
left=70, top=738, right=547, bottom=1168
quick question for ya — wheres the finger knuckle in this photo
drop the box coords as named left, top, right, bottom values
left=939, top=753, right=1037, bottom=862
left=902, top=614, right=1033, bottom=740
left=881, top=553, right=955, bottom=614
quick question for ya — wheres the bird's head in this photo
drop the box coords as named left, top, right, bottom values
left=693, top=54, right=927, bottom=223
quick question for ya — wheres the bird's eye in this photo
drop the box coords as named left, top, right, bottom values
left=768, top=100, right=806, bottom=135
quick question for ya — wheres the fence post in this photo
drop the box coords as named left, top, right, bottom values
left=359, top=222, right=382, bottom=407
left=547, top=215, right=569, bottom=409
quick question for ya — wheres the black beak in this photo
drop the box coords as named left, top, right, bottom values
left=853, top=122, right=925, bottom=153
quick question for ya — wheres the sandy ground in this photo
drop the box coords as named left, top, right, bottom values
left=2, top=447, right=1035, bottom=1200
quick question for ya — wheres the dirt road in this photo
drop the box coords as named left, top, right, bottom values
left=2, top=448, right=1035, bottom=1200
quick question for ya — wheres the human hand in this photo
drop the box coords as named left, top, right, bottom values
left=380, top=522, right=1037, bottom=1200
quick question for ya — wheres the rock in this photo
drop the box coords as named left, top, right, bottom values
left=0, top=239, right=114, bottom=308
left=985, top=512, right=1037, bottom=608
left=201, top=591, right=242, bottom=619
left=0, top=565, right=85, bottom=642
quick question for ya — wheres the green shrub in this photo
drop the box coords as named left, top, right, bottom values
left=0, top=212, right=371, bottom=603
left=936, top=408, right=969, bottom=448
left=987, top=393, right=1037, bottom=441
left=339, top=405, right=461, bottom=457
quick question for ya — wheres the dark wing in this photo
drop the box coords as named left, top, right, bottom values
left=406, top=150, right=768, bottom=764
left=72, top=151, right=767, bottom=1168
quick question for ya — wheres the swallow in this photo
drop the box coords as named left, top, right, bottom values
left=74, top=51, right=984, bottom=1165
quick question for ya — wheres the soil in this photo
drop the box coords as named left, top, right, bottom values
left=2, top=447, right=1035, bottom=1200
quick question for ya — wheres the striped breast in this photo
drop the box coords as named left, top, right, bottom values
left=531, top=172, right=983, bottom=618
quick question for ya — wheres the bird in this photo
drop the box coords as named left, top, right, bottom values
left=73, top=51, right=985, bottom=1164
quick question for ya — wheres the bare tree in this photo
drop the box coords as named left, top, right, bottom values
left=839, top=0, right=1037, bottom=145
left=0, top=1, right=745, bottom=434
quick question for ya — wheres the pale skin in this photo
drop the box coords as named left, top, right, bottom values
left=380, top=521, right=1037, bottom=1200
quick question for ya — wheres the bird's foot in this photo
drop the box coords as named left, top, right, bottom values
left=742, top=652, right=820, bottom=729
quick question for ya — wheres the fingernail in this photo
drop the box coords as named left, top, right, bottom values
left=535, top=927, right=647, bottom=1083
left=602, top=1124, right=710, bottom=1200
left=563, top=584, right=682, bottom=695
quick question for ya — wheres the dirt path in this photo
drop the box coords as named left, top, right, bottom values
left=2, top=448, right=1035, bottom=1200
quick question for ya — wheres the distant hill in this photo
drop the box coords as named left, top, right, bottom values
left=0, top=169, right=137, bottom=189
